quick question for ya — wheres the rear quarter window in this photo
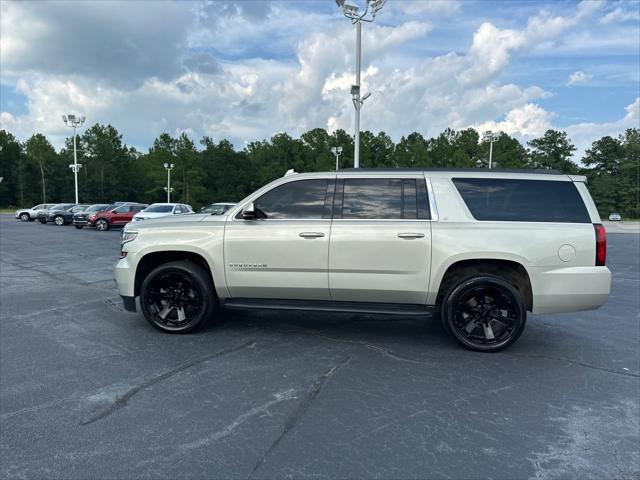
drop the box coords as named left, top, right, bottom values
left=453, top=178, right=590, bottom=223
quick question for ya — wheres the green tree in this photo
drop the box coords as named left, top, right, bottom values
left=23, top=134, right=58, bottom=203
left=0, top=130, right=26, bottom=206
left=528, top=130, right=579, bottom=173
left=391, top=132, right=430, bottom=167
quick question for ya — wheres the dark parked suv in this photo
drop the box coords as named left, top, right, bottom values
left=37, top=204, right=89, bottom=225
left=87, top=203, right=147, bottom=231
left=74, top=204, right=113, bottom=229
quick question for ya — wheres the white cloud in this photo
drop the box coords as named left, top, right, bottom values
left=0, top=1, right=194, bottom=88
left=567, top=70, right=593, bottom=85
left=0, top=0, right=636, bottom=166
left=566, top=97, right=640, bottom=158
left=460, top=0, right=604, bottom=85
left=600, top=6, right=640, bottom=24
left=473, top=103, right=555, bottom=138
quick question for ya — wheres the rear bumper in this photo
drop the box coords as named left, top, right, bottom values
left=530, top=266, right=611, bottom=314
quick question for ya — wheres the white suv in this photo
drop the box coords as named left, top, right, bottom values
left=114, top=169, right=611, bottom=352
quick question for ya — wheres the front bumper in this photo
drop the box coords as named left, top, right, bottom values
left=114, top=254, right=136, bottom=298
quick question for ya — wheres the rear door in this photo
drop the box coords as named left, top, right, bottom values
left=224, top=177, right=335, bottom=300
left=329, top=174, right=432, bottom=304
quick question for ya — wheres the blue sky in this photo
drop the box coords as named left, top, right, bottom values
left=1, top=0, right=638, bottom=158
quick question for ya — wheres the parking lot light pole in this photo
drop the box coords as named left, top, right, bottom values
left=331, top=146, right=343, bottom=171
left=62, top=114, right=86, bottom=203
left=164, top=163, right=174, bottom=202
left=482, top=131, right=500, bottom=169
left=336, top=0, right=385, bottom=168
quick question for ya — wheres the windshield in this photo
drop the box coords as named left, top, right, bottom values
left=85, top=204, right=109, bottom=213
left=49, top=204, right=68, bottom=210
left=143, top=205, right=174, bottom=213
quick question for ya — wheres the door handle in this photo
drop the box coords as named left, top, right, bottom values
left=299, top=232, right=325, bottom=238
left=397, top=232, right=425, bottom=239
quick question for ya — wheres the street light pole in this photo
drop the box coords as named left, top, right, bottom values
left=164, top=163, right=174, bottom=202
left=482, top=131, right=500, bottom=169
left=336, top=0, right=385, bottom=168
left=331, top=146, right=343, bottom=171
left=62, top=114, right=86, bottom=203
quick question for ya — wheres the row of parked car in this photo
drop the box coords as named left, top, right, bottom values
left=15, top=201, right=236, bottom=231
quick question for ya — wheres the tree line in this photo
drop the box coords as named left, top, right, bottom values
left=0, top=125, right=638, bottom=218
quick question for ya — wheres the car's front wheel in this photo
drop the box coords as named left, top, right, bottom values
left=95, top=219, right=109, bottom=231
left=19, top=213, right=30, bottom=222
left=38, top=218, right=47, bottom=224
left=441, top=275, right=526, bottom=352
left=75, top=225, right=83, bottom=229
left=54, top=215, right=65, bottom=226
left=140, top=261, right=217, bottom=333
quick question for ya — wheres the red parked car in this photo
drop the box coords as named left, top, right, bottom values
left=87, top=203, right=148, bottom=231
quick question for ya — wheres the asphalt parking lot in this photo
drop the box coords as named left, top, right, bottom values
left=1, top=214, right=638, bottom=479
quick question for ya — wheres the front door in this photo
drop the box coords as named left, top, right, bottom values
left=224, top=177, right=335, bottom=300
left=329, top=175, right=432, bottom=304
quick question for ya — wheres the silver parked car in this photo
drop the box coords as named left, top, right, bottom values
left=15, top=204, right=56, bottom=222
left=608, top=212, right=622, bottom=221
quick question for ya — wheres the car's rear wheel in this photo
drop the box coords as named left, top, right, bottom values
left=54, top=215, right=65, bottom=226
left=441, top=275, right=526, bottom=352
left=19, top=213, right=30, bottom=222
left=140, top=261, right=217, bottom=333
left=95, top=219, right=109, bottom=231
left=75, top=225, right=83, bottom=229
left=38, top=218, right=47, bottom=224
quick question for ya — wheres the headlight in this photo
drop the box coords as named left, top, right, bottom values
left=121, top=231, right=138, bottom=244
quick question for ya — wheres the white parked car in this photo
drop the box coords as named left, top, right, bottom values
left=132, top=203, right=193, bottom=222
left=15, top=203, right=56, bottom=222
left=608, top=212, right=622, bottom=221
left=115, top=169, right=611, bottom=352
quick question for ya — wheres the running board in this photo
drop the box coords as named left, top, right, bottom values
left=221, top=298, right=434, bottom=316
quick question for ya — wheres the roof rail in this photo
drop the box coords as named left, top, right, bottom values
left=338, top=167, right=563, bottom=174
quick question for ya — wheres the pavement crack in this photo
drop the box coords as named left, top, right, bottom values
left=504, top=353, right=640, bottom=378
left=250, top=356, right=351, bottom=476
left=79, top=340, right=256, bottom=426
left=177, top=389, right=298, bottom=453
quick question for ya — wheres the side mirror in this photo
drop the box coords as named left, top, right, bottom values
left=242, top=202, right=256, bottom=220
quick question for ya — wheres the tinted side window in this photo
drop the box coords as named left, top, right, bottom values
left=256, top=179, right=331, bottom=219
left=453, top=178, right=590, bottom=223
left=340, top=178, right=429, bottom=220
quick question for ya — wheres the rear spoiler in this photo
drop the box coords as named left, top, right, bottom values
left=568, top=175, right=587, bottom=183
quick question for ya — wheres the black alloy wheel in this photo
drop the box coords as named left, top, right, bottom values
left=38, top=218, right=47, bottom=224
left=140, top=261, right=217, bottom=333
left=75, top=225, right=83, bottom=229
left=19, top=213, right=30, bottom=222
left=95, top=219, right=109, bottom=231
left=441, top=275, right=526, bottom=352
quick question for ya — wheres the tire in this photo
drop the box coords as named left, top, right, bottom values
left=140, top=261, right=218, bottom=333
left=75, top=225, right=83, bottom=229
left=441, top=275, right=526, bottom=352
left=95, top=219, right=109, bottom=231
left=38, top=218, right=47, bottom=224
left=19, top=213, right=30, bottom=222
left=54, top=215, right=65, bottom=226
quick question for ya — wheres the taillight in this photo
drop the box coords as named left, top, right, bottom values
left=594, top=223, right=606, bottom=266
